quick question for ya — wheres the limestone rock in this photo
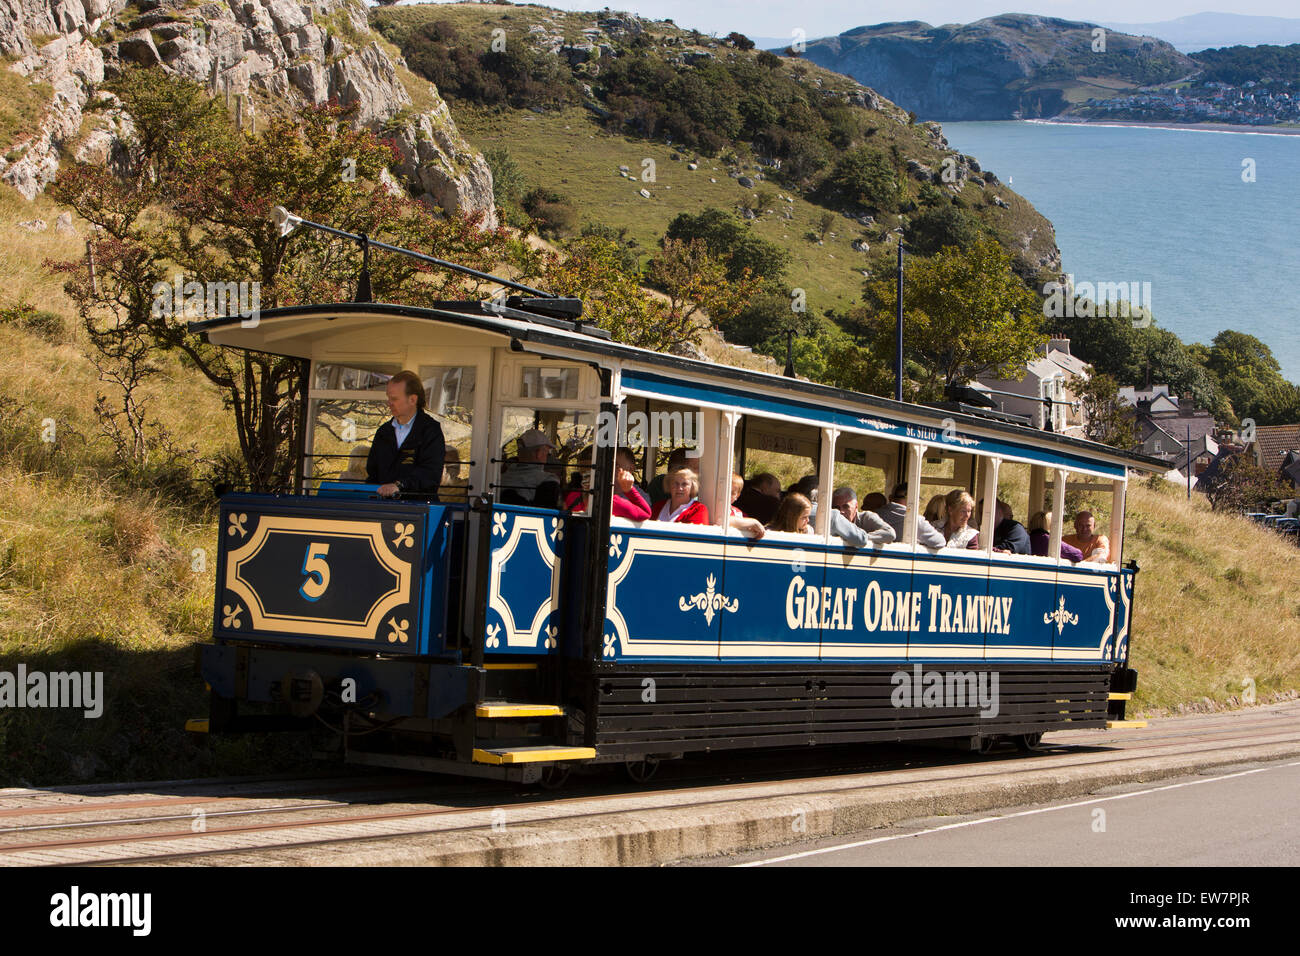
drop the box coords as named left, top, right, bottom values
left=0, top=0, right=496, bottom=226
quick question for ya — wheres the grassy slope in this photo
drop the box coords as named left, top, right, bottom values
left=373, top=4, right=1059, bottom=315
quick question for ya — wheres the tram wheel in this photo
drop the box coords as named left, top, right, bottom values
left=625, top=755, right=660, bottom=784
left=1015, top=732, right=1044, bottom=752
left=976, top=735, right=1001, bottom=755
left=538, top=764, right=572, bottom=790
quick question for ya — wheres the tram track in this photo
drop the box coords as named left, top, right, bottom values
left=2, top=705, right=1298, bottom=866
left=0, top=709, right=1292, bottom=839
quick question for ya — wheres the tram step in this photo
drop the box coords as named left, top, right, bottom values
left=472, top=746, right=597, bottom=765
left=475, top=703, right=565, bottom=719
left=184, top=718, right=209, bottom=733
left=1105, top=719, right=1148, bottom=729
left=1107, top=692, right=1133, bottom=701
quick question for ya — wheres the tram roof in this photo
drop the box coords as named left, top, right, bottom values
left=192, top=301, right=1169, bottom=478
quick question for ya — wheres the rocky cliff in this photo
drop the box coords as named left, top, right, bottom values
left=797, top=14, right=1196, bottom=121
left=0, top=0, right=495, bottom=225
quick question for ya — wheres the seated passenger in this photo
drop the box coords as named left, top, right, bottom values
left=830, top=486, right=895, bottom=547
left=728, top=474, right=765, bottom=539
left=440, top=446, right=470, bottom=499
left=613, top=448, right=652, bottom=520
left=1028, top=511, right=1084, bottom=562
left=875, top=482, right=945, bottom=548
left=649, top=447, right=701, bottom=507
left=768, top=492, right=812, bottom=534
left=861, top=491, right=888, bottom=512
left=981, top=499, right=1030, bottom=554
left=563, top=446, right=594, bottom=513
left=734, top=472, right=782, bottom=524
left=1063, top=510, right=1111, bottom=563
left=789, top=475, right=819, bottom=516
left=499, top=429, right=561, bottom=508
left=924, top=493, right=947, bottom=527
left=655, top=468, right=710, bottom=525
left=943, top=490, right=980, bottom=550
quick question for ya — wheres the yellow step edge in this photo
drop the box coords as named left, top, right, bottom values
left=475, top=703, right=565, bottom=718
left=472, top=746, right=597, bottom=765
left=184, top=718, right=209, bottom=733
left=1106, top=719, right=1148, bottom=729
left=1108, top=692, right=1133, bottom=700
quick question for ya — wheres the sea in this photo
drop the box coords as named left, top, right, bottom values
left=941, top=121, right=1300, bottom=382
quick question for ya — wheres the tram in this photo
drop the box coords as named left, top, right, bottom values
left=191, top=215, right=1165, bottom=783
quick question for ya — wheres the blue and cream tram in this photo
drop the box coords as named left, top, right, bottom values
left=193, top=248, right=1165, bottom=783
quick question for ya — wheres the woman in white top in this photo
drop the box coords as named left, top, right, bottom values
left=944, top=489, right=979, bottom=550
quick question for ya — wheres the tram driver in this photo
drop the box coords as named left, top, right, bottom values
left=366, top=370, right=446, bottom=499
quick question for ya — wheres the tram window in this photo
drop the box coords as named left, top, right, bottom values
left=918, top=451, right=977, bottom=525
left=498, top=406, right=598, bottom=507
left=996, top=461, right=1033, bottom=533
left=305, top=363, right=480, bottom=492
left=831, top=436, right=894, bottom=510
left=520, top=365, right=579, bottom=400
left=737, top=416, right=821, bottom=520
left=305, top=363, right=390, bottom=482
left=419, top=365, right=477, bottom=500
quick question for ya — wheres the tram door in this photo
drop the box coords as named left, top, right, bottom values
left=481, top=355, right=602, bottom=657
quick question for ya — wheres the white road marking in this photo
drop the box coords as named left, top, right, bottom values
left=738, top=759, right=1300, bottom=866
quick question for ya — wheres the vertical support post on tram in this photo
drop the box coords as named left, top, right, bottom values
left=718, top=412, right=741, bottom=532
left=903, top=443, right=924, bottom=546
left=981, top=457, right=1001, bottom=556
left=582, top=387, right=617, bottom=749
left=1050, top=469, right=1067, bottom=561
left=1110, top=478, right=1127, bottom=565
left=816, top=428, right=839, bottom=539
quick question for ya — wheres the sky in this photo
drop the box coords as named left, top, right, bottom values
left=415, top=2, right=1300, bottom=40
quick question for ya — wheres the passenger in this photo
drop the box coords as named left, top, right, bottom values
left=830, top=486, right=896, bottom=547
left=654, top=468, right=710, bottom=525
left=1063, top=510, right=1111, bottom=563
left=874, top=482, right=945, bottom=548
left=789, top=475, right=819, bottom=516
left=1029, top=511, right=1084, bottom=562
left=366, top=369, right=447, bottom=498
left=943, top=490, right=980, bottom=550
left=734, top=472, right=782, bottom=524
left=768, top=492, right=813, bottom=534
left=613, top=448, right=652, bottom=520
left=440, top=446, right=470, bottom=498
left=861, top=491, right=888, bottom=512
left=339, top=444, right=371, bottom=481
left=649, top=447, right=701, bottom=507
left=499, top=429, right=561, bottom=509
left=923, top=493, right=947, bottom=527
left=728, top=474, right=766, bottom=539
left=982, top=499, right=1031, bottom=554
left=562, top=446, right=594, bottom=513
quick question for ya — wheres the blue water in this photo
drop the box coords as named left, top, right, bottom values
left=942, top=121, right=1300, bottom=381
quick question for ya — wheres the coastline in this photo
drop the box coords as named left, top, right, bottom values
left=1029, top=118, right=1300, bottom=137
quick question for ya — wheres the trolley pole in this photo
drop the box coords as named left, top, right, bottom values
left=894, top=239, right=904, bottom=403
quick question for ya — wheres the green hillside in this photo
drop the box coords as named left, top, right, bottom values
left=372, top=3, right=1063, bottom=318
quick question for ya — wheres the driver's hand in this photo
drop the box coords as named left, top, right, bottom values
left=378, top=482, right=399, bottom=498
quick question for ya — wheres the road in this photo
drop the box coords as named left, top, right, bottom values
left=719, top=758, right=1300, bottom=866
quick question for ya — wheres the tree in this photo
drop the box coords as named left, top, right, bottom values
left=902, top=204, right=982, bottom=256
left=827, top=147, right=898, bottom=210
left=1071, top=373, right=1137, bottom=448
left=1201, top=452, right=1293, bottom=512
left=50, top=70, right=521, bottom=490
left=646, top=237, right=761, bottom=339
left=815, top=211, right=836, bottom=241
left=663, top=208, right=787, bottom=283
left=847, top=237, right=1045, bottom=400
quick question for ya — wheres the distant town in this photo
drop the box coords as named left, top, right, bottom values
left=1076, top=79, right=1300, bottom=126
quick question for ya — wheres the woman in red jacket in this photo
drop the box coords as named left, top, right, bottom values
left=654, top=468, right=710, bottom=525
